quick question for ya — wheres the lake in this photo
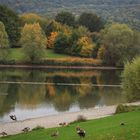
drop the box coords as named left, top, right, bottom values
left=0, top=68, right=126, bottom=123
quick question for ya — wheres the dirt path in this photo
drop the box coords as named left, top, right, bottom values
left=0, top=102, right=140, bottom=136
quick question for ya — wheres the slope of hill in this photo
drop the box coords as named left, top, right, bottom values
left=0, top=0, right=140, bottom=30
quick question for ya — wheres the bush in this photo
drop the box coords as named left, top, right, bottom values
left=122, top=57, right=140, bottom=101
left=115, top=104, right=128, bottom=114
left=115, top=104, right=140, bottom=114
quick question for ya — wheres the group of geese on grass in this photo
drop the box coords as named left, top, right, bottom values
left=0, top=115, right=86, bottom=138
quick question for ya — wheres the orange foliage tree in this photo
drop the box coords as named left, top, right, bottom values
left=47, top=31, right=58, bottom=49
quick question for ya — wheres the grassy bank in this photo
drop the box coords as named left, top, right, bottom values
left=10, top=49, right=69, bottom=60
left=1, top=111, right=140, bottom=140
left=1, top=48, right=102, bottom=66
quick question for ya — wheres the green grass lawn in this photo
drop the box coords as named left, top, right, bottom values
left=9, top=48, right=70, bottom=61
left=8, top=48, right=24, bottom=61
left=44, top=49, right=70, bottom=58
left=1, top=111, right=140, bottom=140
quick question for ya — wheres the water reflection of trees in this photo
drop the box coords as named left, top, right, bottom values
left=18, top=84, right=46, bottom=108
left=0, top=70, right=19, bottom=116
left=0, top=83, right=19, bottom=116
left=98, top=70, right=122, bottom=85
left=78, top=91, right=100, bottom=109
left=52, top=90, right=74, bottom=111
left=98, top=87, right=126, bottom=105
left=0, top=69, right=124, bottom=116
left=18, top=70, right=46, bottom=108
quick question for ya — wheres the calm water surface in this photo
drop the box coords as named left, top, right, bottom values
left=0, top=68, right=126, bottom=123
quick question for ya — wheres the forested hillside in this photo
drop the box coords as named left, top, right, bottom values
left=0, top=0, right=140, bottom=30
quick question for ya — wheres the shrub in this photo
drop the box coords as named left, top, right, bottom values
left=115, top=104, right=140, bottom=114
left=122, top=57, right=140, bottom=102
left=115, top=104, right=128, bottom=114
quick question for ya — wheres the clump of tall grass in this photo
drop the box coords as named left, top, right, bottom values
left=32, top=126, right=45, bottom=131
left=70, top=115, right=87, bottom=124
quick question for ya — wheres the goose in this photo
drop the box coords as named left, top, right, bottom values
left=76, top=126, right=86, bottom=138
left=51, top=131, right=59, bottom=137
left=0, top=132, right=8, bottom=137
left=22, top=127, right=30, bottom=133
left=9, top=115, right=17, bottom=121
left=59, top=122, right=67, bottom=126
left=120, top=122, right=125, bottom=126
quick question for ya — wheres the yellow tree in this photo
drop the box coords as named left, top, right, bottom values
left=20, top=23, right=47, bottom=62
left=76, top=36, right=95, bottom=57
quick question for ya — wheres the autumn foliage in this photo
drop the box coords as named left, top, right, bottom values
left=20, top=23, right=47, bottom=61
left=47, top=32, right=58, bottom=49
left=75, top=37, right=94, bottom=57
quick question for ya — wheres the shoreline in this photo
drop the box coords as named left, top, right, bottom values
left=0, top=64, right=123, bottom=70
left=0, top=101, right=140, bottom=136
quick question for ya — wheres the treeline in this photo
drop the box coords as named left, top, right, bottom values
left=1, top=0, right=140, bottom=30
left=0, top=5, right=140, bottom=66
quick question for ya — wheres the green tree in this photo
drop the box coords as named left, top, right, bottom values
left=91, top=32, right=101, bottom=58
left=70, top=26, right=89, bottom=55
left=122, top=57, right=140, bottom=102
left=70, top=26, right=88, bottom=43
left=45, top=20, right=62, bottom=36
left=0, top=5, right=20, bottom=46
left=45, top=20, right=72, bottom=36
left=0, top=22, right=9, bottom=48
left=54, top=33, right=71, bottom=54
left=78, top=12, right=104, bottom=32
left=55, top=11, right=75, bottom=27
left=20, top=23, right=47, bottom=62
left=0, top=21, right=9, bottom=61
left=99, top=23, right=140, bottom=66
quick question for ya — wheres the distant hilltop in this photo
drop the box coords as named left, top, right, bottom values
left=0, top=0, right=140, bottom=30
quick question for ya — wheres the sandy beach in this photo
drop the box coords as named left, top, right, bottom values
left=0, top=102, right=140, bottom=136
